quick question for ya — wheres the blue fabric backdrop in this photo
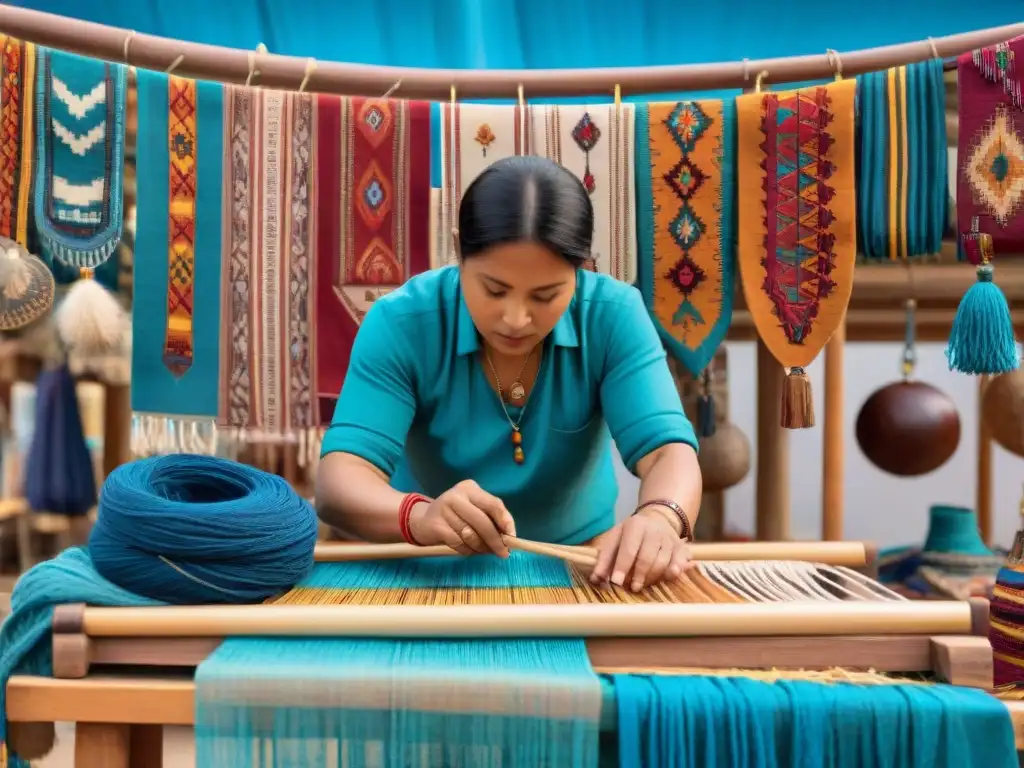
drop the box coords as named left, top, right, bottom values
left=12, top=0, right=1022, bottom=74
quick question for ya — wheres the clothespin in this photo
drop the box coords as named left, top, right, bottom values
left=614, top=83, right=622, bottom=116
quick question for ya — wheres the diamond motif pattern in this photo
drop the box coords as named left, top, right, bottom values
left=669, top=205, right=705, bottom=251
left=664, top=157, right=706, bottom=203
left=666, top=102, right=711, bottom=153
left=966, top=105, right=1024, bottom=226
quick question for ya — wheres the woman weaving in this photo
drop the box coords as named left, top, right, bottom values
left=317, top=156, right=701, bottom=592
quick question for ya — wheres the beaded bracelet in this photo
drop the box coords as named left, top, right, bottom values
left=633, top=499, right=693, bottom=541
left=398, top=493, right=430, bottom=546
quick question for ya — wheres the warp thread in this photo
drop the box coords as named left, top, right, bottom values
left=612, top=673, right=1018, bottom=767
left=89, top=454, right=318, bottom=604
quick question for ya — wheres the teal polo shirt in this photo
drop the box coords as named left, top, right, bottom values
left=321, top=266, right=698, bottom=545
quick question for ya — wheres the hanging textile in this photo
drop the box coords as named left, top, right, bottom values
left=131, top=71, right=224, bottom=456
left=315, top=95, right=431, bottom=425
left=219, top=86, right=318, bottom=449
left=636, top=100, right=736, bottom=378
left=435, top=102, right=530, bottom=267
left=957, top=36, right=1024, bottom=252
left=23, top=364, right=96, bottom=517
left=736, top=79, right=857, bottom=429
left=0, top=36, right=35, bottom=248
left=857, top=59, right=949, bottom=260
left=33, top=47, right=126, bottom=274
left=528, top=103, right=637, bottom=282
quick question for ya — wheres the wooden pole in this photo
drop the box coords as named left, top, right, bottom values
left=0, top=5, right=1017, bottom=97
left=977, top=375, right=993, bottom=545
left=755, top=340, right=790, bottom=540
left=822, top=322, right=846, bottom=540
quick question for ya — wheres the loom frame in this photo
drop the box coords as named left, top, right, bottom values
left=0, top=595, right=1006, bottom=768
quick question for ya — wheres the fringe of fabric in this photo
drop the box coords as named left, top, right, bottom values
left=130, top=414, right=323, bottom=468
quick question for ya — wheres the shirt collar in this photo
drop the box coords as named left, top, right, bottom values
left=455, top=288, right=580, bottom=356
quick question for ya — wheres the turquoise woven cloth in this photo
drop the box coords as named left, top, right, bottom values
left=610, top=674, right=1018, bottom=767
left=131, top=69, right=224, bottom=421
left=195, top=552, right=603, bottom=768
left=33, top=47, right=127, bottom=273
left=0, top=548, right=163, bottom=768
left=856, top=58, right=949, bottom=261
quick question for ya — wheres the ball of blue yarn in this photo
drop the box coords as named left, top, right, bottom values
left=89, top=454, right=318, bottom=604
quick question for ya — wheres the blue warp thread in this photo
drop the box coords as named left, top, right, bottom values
left=89, top=454, right=318, bottom=604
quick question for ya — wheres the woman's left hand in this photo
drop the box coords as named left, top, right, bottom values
left=589, top=509, right=692, bottom=591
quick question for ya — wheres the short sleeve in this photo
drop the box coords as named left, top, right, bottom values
left=598, top=289, right=698, bottom=472
left=319, top=301, right=416, bottom=477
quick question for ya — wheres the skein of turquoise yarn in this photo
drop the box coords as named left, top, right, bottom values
left=89, top=454, right=318, bottom=604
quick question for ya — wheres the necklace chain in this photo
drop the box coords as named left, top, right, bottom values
left=484, top=347, right=537, bottom=465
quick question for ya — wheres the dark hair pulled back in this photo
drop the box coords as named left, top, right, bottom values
left=457, top=156, right=593, bottom=268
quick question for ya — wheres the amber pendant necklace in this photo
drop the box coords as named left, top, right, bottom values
left=485, top=348, right=537, bottom=464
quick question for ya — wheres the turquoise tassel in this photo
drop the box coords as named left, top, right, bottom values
left=945, top=264, right=1020, bottom=375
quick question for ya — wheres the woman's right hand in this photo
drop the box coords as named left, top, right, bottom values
left=408, top=480, right=516, bottom=557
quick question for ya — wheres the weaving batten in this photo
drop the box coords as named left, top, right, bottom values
left=0, top=4, right=1019, bottom=96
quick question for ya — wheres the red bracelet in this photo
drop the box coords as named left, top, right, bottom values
left=399, top=493, right=430, bottom=546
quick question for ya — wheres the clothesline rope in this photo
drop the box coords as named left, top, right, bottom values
left=0, top=3, right=1020, bottom=98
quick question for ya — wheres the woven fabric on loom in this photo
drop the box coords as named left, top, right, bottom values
left=636, top=100, right=736, bottom=377
left=857, top=59, right=949, bottom=261
left=196, top=553, right=601, bottom=768
left=219, top=87, right=317, bottom=442
left=0, top=36, right=35, bottom=248
left=315, top=96, right=431, bottom=425
left=736, top=79, right=857, bottom=369
left=957, top=36, right=1024, bottom=253
left=131, top=72, right=224, bottom=453
left=528, top=104, right=637, bottom=283
left=33, top=48, right=126, bottom=272
left=435, top=102, right=530, bottom=267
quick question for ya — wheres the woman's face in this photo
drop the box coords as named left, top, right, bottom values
left=460, top=241, right=577, bottom=357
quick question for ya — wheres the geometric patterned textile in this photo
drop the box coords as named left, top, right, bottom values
left=219, top=87, right=318, bottom=441
left=435, top=102, right=529, bottom=267
left=736, top=78, right=857, bottom=369
left=529, top=103, right=637, bottom=282
left=636, top=100, right=736, bottom=376
left=131, top=71, right=224, bottom=426
left=33, top=47, right=126, bottom=271
left=0, top=35, right=35, bottom=248
left=958, top=36, right=1024, bottom=255
left=315, top=96, right=431, bottom=424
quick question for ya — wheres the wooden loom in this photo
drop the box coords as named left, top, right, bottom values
left=7, top=539, right=1024, bottom=767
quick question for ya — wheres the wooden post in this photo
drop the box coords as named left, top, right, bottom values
left=75, top=723, right=130, bottom=768
left=977, top=374, right=993, bottom=545
left=822, top=322, right=846, bottom=540
left=755, top=340, right=790, bottom=540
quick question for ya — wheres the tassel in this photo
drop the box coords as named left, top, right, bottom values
left=780, top=366, right=815, bottom=429
left=946, top=263, right=1019, bottom=375
left=696, top=394, right=716, bottom=438
left=55, top=269, right=128, bottom=354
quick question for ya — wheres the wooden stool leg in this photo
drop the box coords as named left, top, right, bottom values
left=74, top=723, right=130, bottom=768
left=129, top=724, right=163, bottom=768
